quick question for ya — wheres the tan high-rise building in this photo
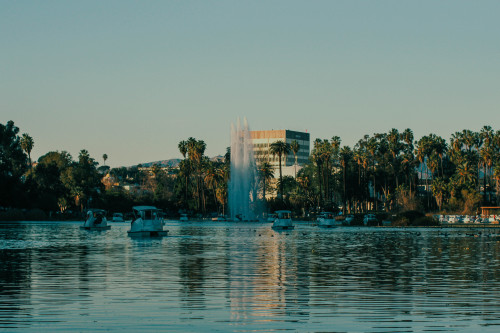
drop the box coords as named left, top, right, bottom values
left=250, top=130, right=310, bottom=169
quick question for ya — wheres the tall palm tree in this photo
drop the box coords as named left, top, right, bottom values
left=178, top=140, right=189, bottom=207
left=493, top=165, right=500, bottom=205
left=178, top=140, right=188, bottom=159
left=366, top=136, right=378, bottom=210
left=480, top=126, right=494, bottom=202
left=290, top=140, right=300, bottom=178
left=20, top=133, right=34, bottom=169
left=259, top=162, right=274, bottom=203
left=102, top=154, right=108, bottom=166
left=339, top=146, right=352, bottom=214
left=270, top=140, right=291, bottom=199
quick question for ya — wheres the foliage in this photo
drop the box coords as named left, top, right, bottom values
left=0, top=121, right=28, bottom=207
left=2, top=119, right=500, bottom=221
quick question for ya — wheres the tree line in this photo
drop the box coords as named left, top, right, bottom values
left=1, top=120, right=499, bottom=219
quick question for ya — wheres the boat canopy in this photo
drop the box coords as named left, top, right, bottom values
left=87, top=209, right=106, bottom=214
left=133, top=206, right=158, bottom=212
left=275, top=210, right=292, bottom=218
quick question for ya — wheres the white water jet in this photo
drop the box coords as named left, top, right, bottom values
left=228, top=118, right=262, bottom=221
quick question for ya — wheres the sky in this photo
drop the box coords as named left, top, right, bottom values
left=1, top=0, right=499, bottom=168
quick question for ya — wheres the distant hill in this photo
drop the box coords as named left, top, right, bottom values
left=135, top=155, right=224, bottom=168
left=139, top=159, right=181, bottom=168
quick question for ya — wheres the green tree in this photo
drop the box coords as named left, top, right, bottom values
left=0, top=121, right=28, bottom=207
left=20, top=133, right=35, bottom=169
left=270, top=140, right=291, bottom=199
left=259, top=162, right=274, bottom=203
left=339, top=146, right=352, bottom=214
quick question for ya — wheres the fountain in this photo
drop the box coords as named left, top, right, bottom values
left=228, top=118, right=263, bottom=221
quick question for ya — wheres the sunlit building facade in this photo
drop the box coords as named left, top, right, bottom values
left=250, top=130, right=310, bottom=171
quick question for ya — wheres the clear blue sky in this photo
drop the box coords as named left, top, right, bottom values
left=1, top=0, right=499, bottom=168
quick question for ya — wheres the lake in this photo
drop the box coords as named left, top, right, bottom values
left=1, top=221, right=500, bottom=332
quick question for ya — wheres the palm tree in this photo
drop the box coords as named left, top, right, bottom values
left=20, top=133, right=34, bottom=169
left=178, top=140, right=188, bottom=159
left=339, top=146, right=352, bottom=214
left=290, top=140, right=300, bottom=178
left=102, top=154, right=108, bottom=166
left=366, top=136, right=378, bottom=210
left=493, top=165, right=500, bottom=205
left=178, top=140, right=189, bottom=207
left=270, top=140, right=291, bottom=199
left=431, top=178, right=447, bottom=211
left=455, top=160, right=476, bottom=188
left=259, top=162, right=274, bottom=202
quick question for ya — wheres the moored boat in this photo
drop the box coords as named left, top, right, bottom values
left=112, top=212, right=124, bottom=222
left=80, top=209, right=111, bottom=230
left=272, top=210, right=294, bottom=230
left=128, top=206, right=168, bottom=237
left=317, top=212, right=338, bottom=228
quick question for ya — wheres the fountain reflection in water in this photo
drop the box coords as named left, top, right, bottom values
left=228, top=118, right=262, bottom=221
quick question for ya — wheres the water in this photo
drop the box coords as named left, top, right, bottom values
left=1, top=221, right=500, bottom=332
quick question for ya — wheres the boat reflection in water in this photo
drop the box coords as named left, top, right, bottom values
left=1, top=222, right=500, bottom=332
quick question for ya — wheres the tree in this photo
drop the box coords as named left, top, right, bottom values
left=339, top=146, right=352, bottom=214
left=102, top=153, right=108, bottom=166
left=270, top=140, right=291, bottom=199
left=62, top=149, right=103, bottom=212
left=0, top=121, right=28, bottom=207
left=259, top=162, right=274, bottom=203
left=431, top=178, right=447, bottom=211
left=20, top=133, right=34, bottom=169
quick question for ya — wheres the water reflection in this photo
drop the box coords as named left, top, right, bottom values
left=0, top=222, right=500, bottom=332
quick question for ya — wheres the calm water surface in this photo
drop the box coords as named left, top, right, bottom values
left=1, top=221, right=500, bottom=332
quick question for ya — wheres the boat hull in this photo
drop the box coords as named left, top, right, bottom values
left=318, top=224, right=336, bottom=228
left=272, top=225, right=294, bottom=230
left=127, top=230, right=168, bottom=237
left=80, top=226, right=111, bottom=231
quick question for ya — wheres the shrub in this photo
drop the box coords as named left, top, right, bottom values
left=411, top=216, right=439, bottom=226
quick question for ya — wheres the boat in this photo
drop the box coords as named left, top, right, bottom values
left=266, top=213, right=277, bottom=222
left=112, top=212, right=124, bottom=222
left=80, top=209, right=111, bottom=230
left=212, top=215, right=227, bottom=221
left=363, top=214, right=378, bottom=226
left=128, top=206, right=168, bottom=237
left=271, top=210, right=294, bottom=230
left=317, top=212, right=338, bottom=228
left=344, top=214, right=355, bottom=225
left=179, top=213, right=189, bottom=222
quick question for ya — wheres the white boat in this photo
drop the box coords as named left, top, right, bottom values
left=212, top=215, right=226, bottom=221
left=317, top=212, right=338, bottom=228
left=272, top=210, right=294, bottom=230
left=462, top=215, right=473, bottom=224
left=363, top=214, right=377, bottom=226
left=112, top=213, right=124, bottom=222
left=128, top=206, right=168, bottom=237
left=179, top=213, right=189, bottom=222
left=439, top=215, right=448, bottom=224
left=266, top=213, right=277, bottom=223
left=81, top=209, right=111, bottom=230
